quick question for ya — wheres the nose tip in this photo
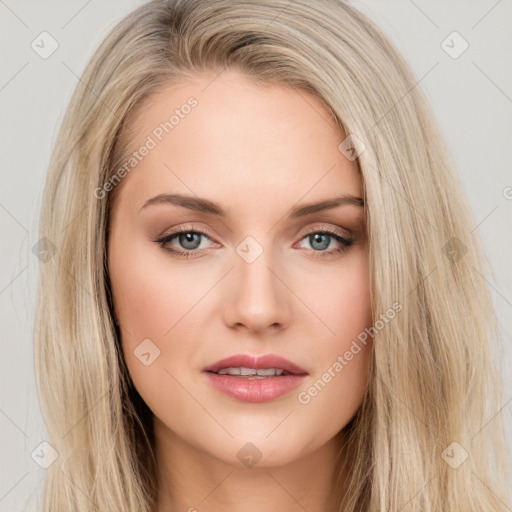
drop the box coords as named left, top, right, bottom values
left=222, top=249, right=291, bottom=334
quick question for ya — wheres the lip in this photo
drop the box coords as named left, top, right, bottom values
left=202, top=353, right=308, bottom=375
left=202, top=353, right=309, bottom=403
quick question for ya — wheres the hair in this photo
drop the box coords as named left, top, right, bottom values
left=34, top=0, right=511, bottom=510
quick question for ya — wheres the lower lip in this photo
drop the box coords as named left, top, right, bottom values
left=203, top=372, right=307, bottom=403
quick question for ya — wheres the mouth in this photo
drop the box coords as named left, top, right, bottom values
left=202, top=353, right=308, bottom=403
left=202, top=353, right=308, bottom=376
left=208, top=367, right=293, bottom=378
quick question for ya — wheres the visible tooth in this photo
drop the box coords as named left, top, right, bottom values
left=256, top=368, right=277, bottom=376
left=215, top=367, right=288, bottom=377
left=240, top=367, right=258, bottom=376
left=217, top=367, right=241, bottom=375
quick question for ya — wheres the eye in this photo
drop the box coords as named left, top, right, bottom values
left=296, top=228, right=353, bottom=257
left=154, top=225, right=354, bottom=259
left=155, top=225, right=216, bottom=258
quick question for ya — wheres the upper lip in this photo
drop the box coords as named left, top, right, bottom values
left=203, top=353, right=309, bottom=375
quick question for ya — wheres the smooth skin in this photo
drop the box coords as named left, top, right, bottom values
left=108, top=70, right=373, bottom=512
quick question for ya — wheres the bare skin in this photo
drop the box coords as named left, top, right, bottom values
left=107, top=70, right=373, bottom=512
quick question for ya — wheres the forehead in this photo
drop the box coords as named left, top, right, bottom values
left=112, top=70, right=361, bottom=216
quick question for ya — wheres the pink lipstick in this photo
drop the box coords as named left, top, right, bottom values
left=202, top=353, right=308, bottom=403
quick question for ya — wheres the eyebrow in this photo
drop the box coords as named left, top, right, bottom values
left=140, top=193, right=364, bottom=217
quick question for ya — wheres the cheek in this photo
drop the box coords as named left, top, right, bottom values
left=108, top=241, right=200, bottom=419
left=108, top=236, right=190, bottom=380
left=108, top=236, right=203, bottom=340
left=295, top=251, right=372, bottom=423
left=306, top=250, right=372, bottom=341
left=108, top=231, right=222, bottom=373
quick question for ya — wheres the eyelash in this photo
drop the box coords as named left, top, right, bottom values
left=154, top=225, right=353, bottom=259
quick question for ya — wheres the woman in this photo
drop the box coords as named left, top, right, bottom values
left=34, top=0, right=511, bottom=510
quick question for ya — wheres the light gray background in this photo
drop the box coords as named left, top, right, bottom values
left=1, top=0, right=511, bottom=509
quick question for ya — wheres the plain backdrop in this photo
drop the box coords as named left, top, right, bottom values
left=1, top=0, right=511, bottom=509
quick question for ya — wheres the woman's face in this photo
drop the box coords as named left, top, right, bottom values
left=108, top=70, right=373, bottom=468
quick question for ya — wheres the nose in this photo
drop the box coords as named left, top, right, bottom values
left=222, top=248, right=292, bottom=334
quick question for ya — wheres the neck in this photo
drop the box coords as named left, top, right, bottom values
left=154, top=419, right=348, bottom=512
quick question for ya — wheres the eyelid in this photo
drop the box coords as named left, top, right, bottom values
left=159, top=223, right=214, bottom=237
left=298, top=223, right=352, bottom=240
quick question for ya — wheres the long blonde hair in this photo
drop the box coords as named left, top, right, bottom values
left=34, top=0, right=511, bottom=510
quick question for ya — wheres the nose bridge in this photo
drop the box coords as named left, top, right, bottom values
left=225, top=235, right=290, bottom=332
